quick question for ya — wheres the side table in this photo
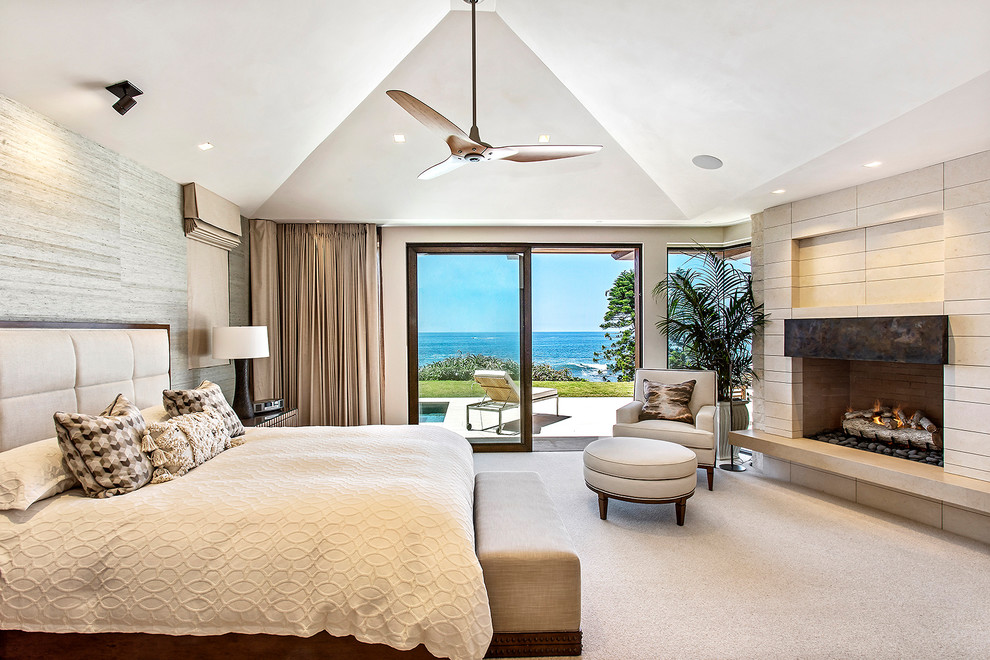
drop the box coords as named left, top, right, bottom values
left=241, top=408, right=299, bottom=428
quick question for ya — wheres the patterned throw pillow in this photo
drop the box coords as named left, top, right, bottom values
left=141, top=406, right=238, bottom=484
left=163, top=380, right=245, bottom=438
left=54, top=394, right=153, bottom=498
left=639, top=379, right=697, bottom=424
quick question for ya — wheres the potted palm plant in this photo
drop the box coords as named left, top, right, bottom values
left=653, top=248, right=769, bottom=467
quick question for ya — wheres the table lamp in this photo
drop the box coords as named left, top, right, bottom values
left=213, top=326, right=270, bottom=419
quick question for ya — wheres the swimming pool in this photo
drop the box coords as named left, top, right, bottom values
left=418, top=401, right=449, bottom=423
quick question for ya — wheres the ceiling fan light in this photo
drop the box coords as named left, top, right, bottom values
left=386, top=1, right=601, bottom=179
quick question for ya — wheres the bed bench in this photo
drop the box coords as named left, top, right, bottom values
left=475, top=471, right=582, bottom=658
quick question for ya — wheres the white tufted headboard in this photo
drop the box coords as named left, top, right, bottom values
left=0, top=324, right=170, bottom=452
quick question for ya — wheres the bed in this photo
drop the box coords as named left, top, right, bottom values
left=0, top=323, right=493, bottom=660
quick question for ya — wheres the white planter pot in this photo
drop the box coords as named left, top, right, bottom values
left=717, top=400, right=751, bottom=461
left=730, top=399, right=750, bottom=431
left=716, top=401, right=732, bottom=462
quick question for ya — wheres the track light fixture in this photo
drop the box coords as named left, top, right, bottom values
left=105, top=80, right=143, bottom=115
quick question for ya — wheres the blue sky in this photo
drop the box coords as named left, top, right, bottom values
left=668, top=250, right=752, bottom=275
left=417, top=253, right=631, bottom=333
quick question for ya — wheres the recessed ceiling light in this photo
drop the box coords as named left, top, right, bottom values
left=197, top=142, right=214, bottom=151
left=771, top=189, right=786, bottom=194
left=393, top=134, right=406, bottom=143
left=692, top=154, right=723, bottom=170
left=864, top=161, right=882, bottom=168
left=538, top=134, right=551, bottom=143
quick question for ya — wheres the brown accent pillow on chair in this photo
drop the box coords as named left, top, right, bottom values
left=639, top=379, right=696, bottom=424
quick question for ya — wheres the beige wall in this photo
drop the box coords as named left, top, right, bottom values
left=379, top=224, right=744, bottom=424
left=0, top=95, right=248, bottom=395
left=722, top=219, right=753, bottom=245
left=752, top=149, right=990, bottom=483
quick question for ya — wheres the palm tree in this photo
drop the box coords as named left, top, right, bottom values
left=653, top=248, right=769, bottom=402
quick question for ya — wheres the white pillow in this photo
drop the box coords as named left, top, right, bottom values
left=140, top=405, right=171, bottom=424
left=0, top=437, right=79, bottom=510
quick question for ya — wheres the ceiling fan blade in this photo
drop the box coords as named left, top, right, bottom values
left=500, top=144, right=603, bottom=163
left=486, top=147, right=518, bottom=161
left=387, top=90, right=471, bottom=141
left=418, top=155, right=468, bottom=180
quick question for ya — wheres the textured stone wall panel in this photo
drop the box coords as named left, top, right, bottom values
left=0, top=95, right=246, bottom=396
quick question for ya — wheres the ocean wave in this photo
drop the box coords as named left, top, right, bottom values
left=576, top=363, right=607, bottom=371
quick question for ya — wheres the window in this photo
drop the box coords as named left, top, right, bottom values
left=665, top=244, right=751, bottom=369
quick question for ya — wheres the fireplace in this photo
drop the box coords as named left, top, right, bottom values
left=784, top=316, right=948, bottom=466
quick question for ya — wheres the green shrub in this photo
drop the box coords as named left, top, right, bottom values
left=418, top=353, right=584, bottom=382
left=419, top=353, right=519, bottom=381
left=532, top=363, right=582, bottom=381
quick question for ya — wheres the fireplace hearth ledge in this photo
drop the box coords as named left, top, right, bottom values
left=729, top=429, right=990, bottom=516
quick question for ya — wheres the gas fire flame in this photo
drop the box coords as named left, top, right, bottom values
left=870, top=401, right=905, bottom=428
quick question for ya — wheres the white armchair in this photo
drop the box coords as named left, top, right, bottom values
left=613, top=368, right=718, bottom=490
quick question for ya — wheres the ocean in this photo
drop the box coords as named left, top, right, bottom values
left=418, top=331, right=617, bottom=381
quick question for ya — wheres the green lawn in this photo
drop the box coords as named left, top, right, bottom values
left=418, top=380, right=633, bottom=398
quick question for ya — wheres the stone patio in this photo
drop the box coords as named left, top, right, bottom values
left=419, top=395, right=632, bottom=441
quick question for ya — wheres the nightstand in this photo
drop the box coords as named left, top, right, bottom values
left=242, top=408, right=299, bottom=428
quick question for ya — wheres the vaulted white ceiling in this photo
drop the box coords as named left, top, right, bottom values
left=2, top=1, right=989, bottom=226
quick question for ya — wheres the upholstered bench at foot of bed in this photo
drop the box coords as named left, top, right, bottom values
left=474, top=471, right=581, bottom=658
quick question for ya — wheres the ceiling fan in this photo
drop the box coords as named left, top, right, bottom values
left=387, top=0, right=603, bottom=180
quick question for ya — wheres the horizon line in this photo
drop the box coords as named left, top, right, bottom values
left=419, top=329, right=613, bottom=334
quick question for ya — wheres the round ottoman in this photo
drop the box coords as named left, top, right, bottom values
left=583, top=436, right=698, bottom=525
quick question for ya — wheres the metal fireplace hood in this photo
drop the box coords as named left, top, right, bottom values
left=784, top=316, right=948, bottom=364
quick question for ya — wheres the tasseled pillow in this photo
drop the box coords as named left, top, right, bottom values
left=162, top=381, right=246, bottom=438
left=141, top=406, right=238, bottom=484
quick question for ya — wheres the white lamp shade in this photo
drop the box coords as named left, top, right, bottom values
left=213, top=326, right=270, bottom=359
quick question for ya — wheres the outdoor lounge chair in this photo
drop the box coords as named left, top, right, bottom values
left=466, top=370, right=559, bottom=434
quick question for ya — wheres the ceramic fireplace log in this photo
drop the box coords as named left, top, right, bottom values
left=841, top=417, right=938, bottom=451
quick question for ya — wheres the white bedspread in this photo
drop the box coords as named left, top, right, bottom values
left=0, top=424, right=492, bottom=660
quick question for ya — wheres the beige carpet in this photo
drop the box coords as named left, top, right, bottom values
left=474, top=451, right=990, bottom=660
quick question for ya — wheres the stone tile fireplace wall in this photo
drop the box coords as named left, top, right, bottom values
left=751, top=149, right=990, bottom=484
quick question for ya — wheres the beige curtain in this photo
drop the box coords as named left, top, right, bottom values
left=249, top=219, right=282, bottom=401
left=253, top=222, right=383, bottom=426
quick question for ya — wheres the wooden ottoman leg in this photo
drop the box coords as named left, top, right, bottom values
left=675, top=498, right=686, bottom=526
left=706, top=466, right=714, bottom=491
left=598, top=493, right=608, bottom=520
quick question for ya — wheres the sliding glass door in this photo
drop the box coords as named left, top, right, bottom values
left=408, top=243, right=642, bottom=452
left=529, top=248, right=638, bottom=444
left=408, top=246, right=531, bottom=451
